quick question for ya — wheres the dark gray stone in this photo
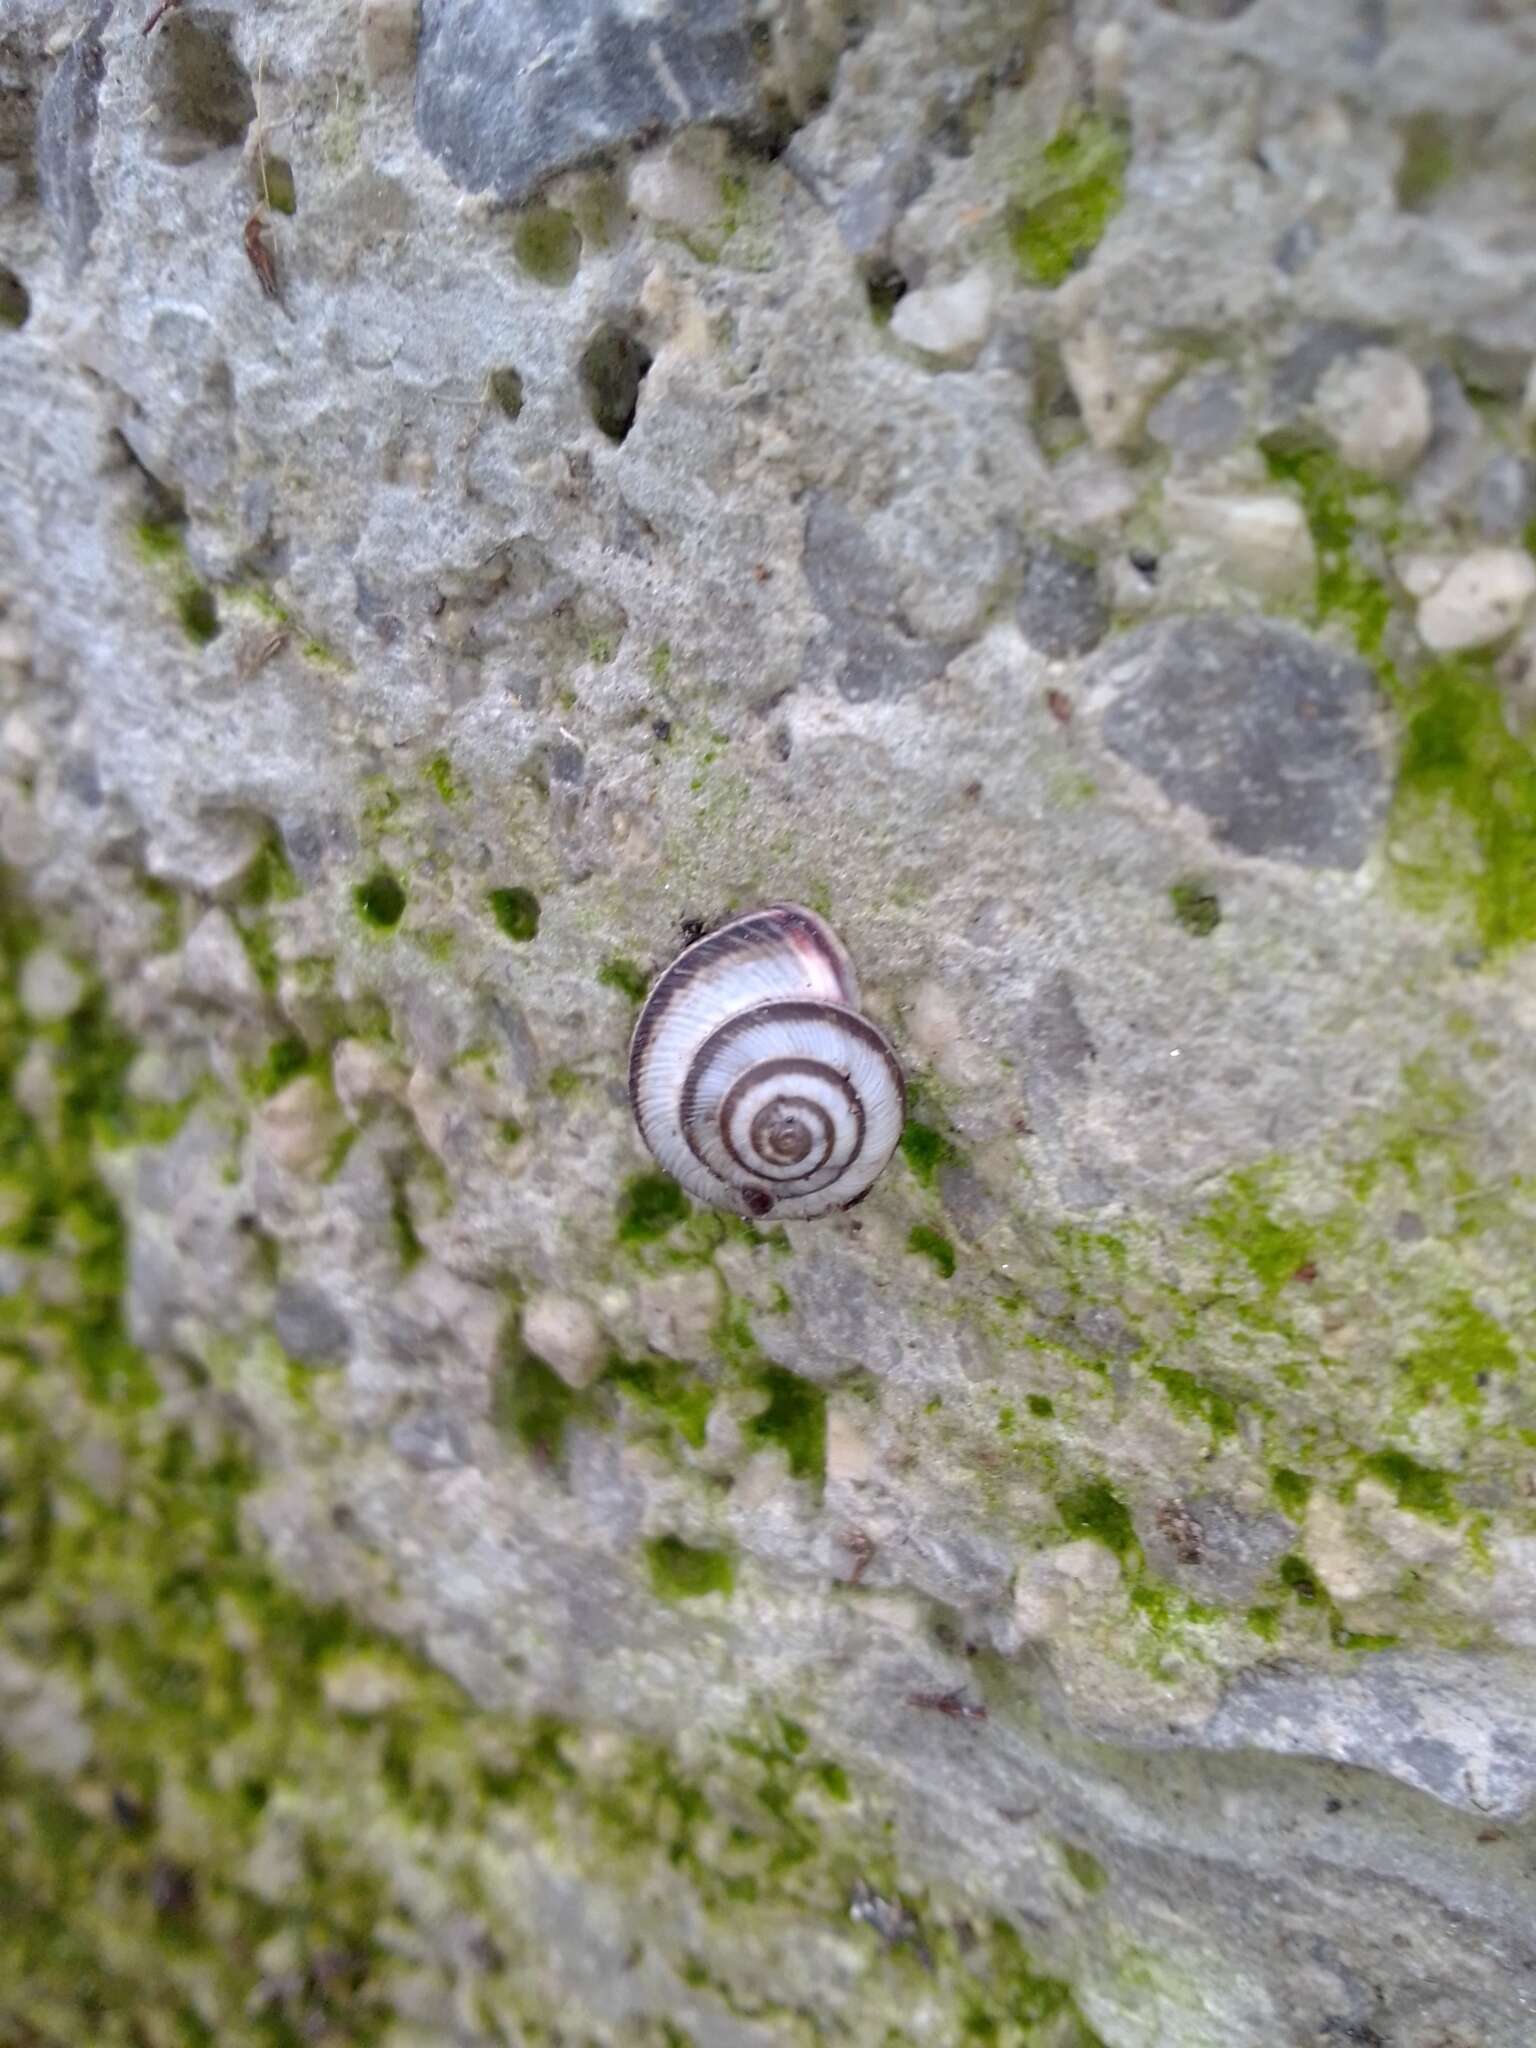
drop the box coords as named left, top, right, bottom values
left=1147, top=369, right=1246, bottom=464
left=273, top=1282, right=352, bottom=1367
left=36, top=3, right=111, bottom=276
left=1201, top=1653, right=1536, bottom=1818
left=1094, top=615, right=1389, bottom=869
left=801, top=493, right=950, bottom=703
left=415, top=0, right=758, bottom=203
left=1270, top=323, right=1382, bottom=417
left=1015, top=542, right=1108, bottom=660
left=1475, top=455, right=1536, bottom=541
left=833, top=146, right=932, bottom=262
left=1140, top=1495, right=1295, bottom=1607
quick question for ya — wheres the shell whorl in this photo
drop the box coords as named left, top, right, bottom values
left=628, top=906, right=905, bottom=1221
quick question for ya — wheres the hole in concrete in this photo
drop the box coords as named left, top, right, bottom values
left=487, top=367, right=524, bottom=420
left=149, top=15, right=256, bottom=165
left=865, top=263, right=908, bottom=325
left=579, top=325, right=652, bottom=444
left=512, top=203, right=581, bottom=287
left=258, top=152, right=297, bottom=215
left=0, top=267, right=29, bottom=329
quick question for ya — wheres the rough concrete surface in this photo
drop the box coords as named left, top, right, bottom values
left=3, top=0, right=1536, bottom=2041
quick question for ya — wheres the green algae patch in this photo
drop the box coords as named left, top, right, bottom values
left=598, top=955, right=650, bottom=1004
left=610, top=1354, right=714, bottom=1450
left=1278, top=1553, right=1323, bottom=1605
left=175, top=581, right=220, bottom=646
left=1396, top=1290, right=1517, bottom=1413
left=1389, top=655, right=1536, bottom=952
left=1263, top=445, right=1393, bottom=653
left=646, top=1534, right=734, bottom=1601
left=1272, top=1467, right=1313, bottom=1517
left=1149, top=1366, right=1237, bottom=1439
left=618, top=1172, right=691, bottom=1244
left=1169, top=879, right=1221, bottom=937
left=426, top=752, right=462, bottom=803
left=908, top=1224, right=957, bottom=1278
left=244, top=1032, right=313, bottom=1100
left=355, top=870, right=406, bottom=930
left=1057, top=1481, right=1138, bottom=1560
left=1198, top=1169, right=1317, bottom=1293
left=1028, top=1393, right=1055, bottom=1419
left=746, top=1367, right=826, bottom=1483
left=1007, top=116, right=1128, bottom=287
left=900, top=1115, right=958, bottom=1189
left=495, top=1342, right=585, bottom=1461
left=1060, top=1842, right=1108, bottom=1896
left=487, top=885, right=540, bottom=942
left=1361, top=1448, right=1459, bottom=1523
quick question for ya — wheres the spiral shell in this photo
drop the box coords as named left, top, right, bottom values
left=628, top=905, right=906, bottom=1221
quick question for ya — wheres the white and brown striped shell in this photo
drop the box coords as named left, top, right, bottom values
left=628, top=905, right=905, bottom=1221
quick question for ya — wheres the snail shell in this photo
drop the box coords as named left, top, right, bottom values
left=628, top=905, right=906, bottom=1221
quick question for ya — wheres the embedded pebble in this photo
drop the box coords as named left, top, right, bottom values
left=1475, top=455, right=1536, bottom=541
left=1062, top=322, right=1182, bottom=452
left=1015, top=541, right=1109, bottom=658
left=19, top=946, right=85, bottom=1024
left=1093, top=615, right=1389, bottom=869
left=1314, top=347, right=1432, bottom=481
left=629, top=145, right=724, bottom=237
left=1416, top=547, right=1536, bottom=652
left=889, top=272, right=995, bottom=366
left=522, top=1290, right=606, bottom=1389
left=1164, top=486, right=1317, bottom=599
left=636, top=1269, right=720, bottom=1364
left=253, top=1076, right=346, bottom=1179
left=181, top=909, right=263, bottom=1010
left=332, top=1038, right=407, bottom=1121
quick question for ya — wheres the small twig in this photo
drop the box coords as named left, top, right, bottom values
left=906, top=1688, right=987, bottom=1723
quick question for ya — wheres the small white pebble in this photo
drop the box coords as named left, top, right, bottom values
left=181, top=908, right=263, bottom=1009
left=19, top=947, right=85, bottom=1024
left=1314, top=347, right=1432, bottom=481
left=254, top=1076, right=345, bottom=1178
left=890, top=272, right=996, bottom=367
left=629, top=145, right=723, bottom=236
left=523, top=1290, right=606, bottom=1389
left=1417, top=547, right=1536, bottom=653
left=1166, top=486, right=1317, bottom=599
left=1062, top=321, right=1182, bottom=453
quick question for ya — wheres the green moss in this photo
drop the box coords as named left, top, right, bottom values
left=1278, top=1553, right=1322, bottom=1604
left=1389, top=655, right=1536, bottom=951
left=1057, top=1482, right=1137, bottom=1559
left=1027, top=1394, right=1054, bottom=1419
left=598, top=956, right=650, bottom=1004
left=646, top=1535, right=734, bottom=1601
left=355, top=871, right=406, bottom=930
left=618, top=1172, right=690, bottom=1243
left=901, top=1119, right=955, bottom=1188
left=512, top=204, right=581, bottom=285
left=1396, top=1289, right=1517, bottom=1412
left=1169, top=880, right=1221, bottom=937
left=390, top=1175, right=424, bottom=1270
left=1060, top=1842, right=1107, bottom=1896
left=487, top=885, right=540, bottom=943
left=610, top=1355, right=714, bottom=1449
left=238, top=831, right=299, bottom=910
left=244, top=1033, right=312, bottom=1100
left=746, top=1368, right=826, bottom=1483
left=908, top=1224, right=957, bottom=1279
left=1360, top=1449, right=1459, bottom=1523
left=1007, top=116, right=1128, bottom=288
left=1149, top=1366, right=1237, bottom=1439
left=174, top=581, right=220, bottom=646
left=1396, top=114, right=1455, bottom=211
left=426, top=752, right=462, bottom=803
left=1198, top=1169, right=1317, bottom=1293
left=1263, top=445, right=1394, bottom=654
left=495, top=1342, right=582, bottom=1461
left=650, top=642, right=672, bottom=683
left=1246, top=1603, right=1281, bottom=1642
left=1272, top=1467, right=1313, bottom=1517
left=499, top=1117, right=524, bottom=1146
left=133, top=515, right=185, bottom=565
